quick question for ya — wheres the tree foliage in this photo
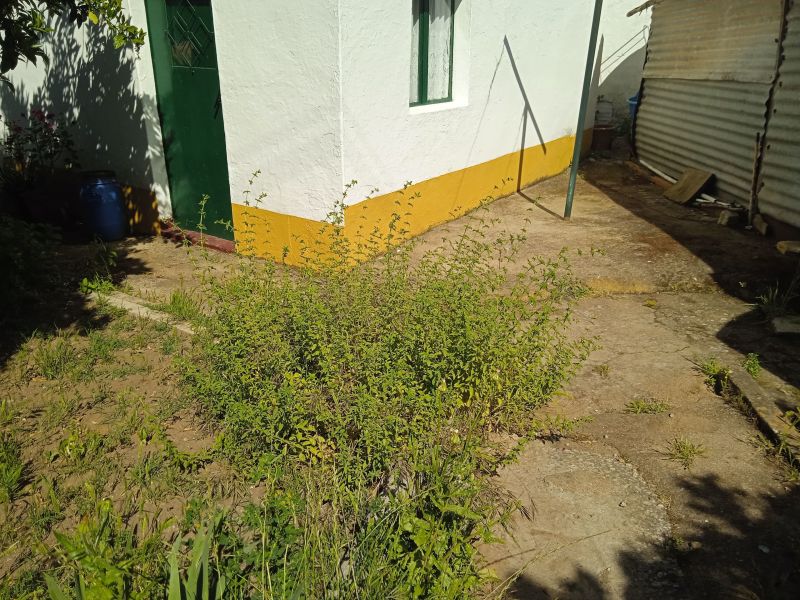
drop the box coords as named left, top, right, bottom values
left=0, top=0, right=146, bottom=88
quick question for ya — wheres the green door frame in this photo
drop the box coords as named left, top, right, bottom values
left=144, top=0, right=234, bottom=240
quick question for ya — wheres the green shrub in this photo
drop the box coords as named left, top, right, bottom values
left=185, top=205, right=588, bottom=483
left=178, top=202, right=588, bottom=597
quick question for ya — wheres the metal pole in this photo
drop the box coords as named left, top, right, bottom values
left=564, top=0, right=604, bottom=219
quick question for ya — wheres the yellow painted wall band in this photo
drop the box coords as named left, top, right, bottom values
left=232, top=131, right=587, bottom=264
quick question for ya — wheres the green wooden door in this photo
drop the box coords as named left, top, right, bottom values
left=145, top=0, right=233, bottom=239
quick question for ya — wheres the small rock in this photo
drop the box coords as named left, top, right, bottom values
left=603, top=434, right=609, bottom=439
left=717, top=210, right=740, bottom=227
left=689, top=541, right=702, bottom=550
left=758, top=545, right=770, bottom=554
left=619, top=501, right=627, bottom=507
left=669, top=413, right=674, bottom=418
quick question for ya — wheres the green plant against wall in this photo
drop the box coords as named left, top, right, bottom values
left=1, top=110, right=79, bottom=193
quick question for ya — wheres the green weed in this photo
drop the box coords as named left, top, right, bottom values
left=45, top=499, right=165, bottom=599
left=28, top=478, right=64, bottom=537
left=699, top=357, right=731, bottom=393
left=743, top=353, right=761, bottom=378
left=33, top=334, right=76, bottom=380
left=41, top=393, right=80, bottom=430
left=0, top=432, right=24, bottom=503
left=157, top=288, right=202, bottom=322
left=665, top=437, right=706, bottom=470
left=758, top=272, right=799, bottom=318
left=79, top=274, right=115, bottom=295
left=625, top=396, right=671, bottom=414
left=86, top=330, right=124, bottom=363
left=592, top=363, right=610, bottom=378
left=160, top=332, right=180, bottom=356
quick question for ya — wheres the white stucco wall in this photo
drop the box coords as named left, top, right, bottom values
left=212, top=1, right=343, bottom=221
left=1, top=1, right=649, bottom=228
left=598, top=0, right=651, bottom=123
left=336, top=0, right=649, bottom=207
left=339, top=0, right=593, bottom=205
left=0, top=0, right=171, bottom=216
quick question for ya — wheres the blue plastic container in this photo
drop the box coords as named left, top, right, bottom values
left=628, top=93, right=641, bottom=119
left=80, top=171, right=127, bottom=241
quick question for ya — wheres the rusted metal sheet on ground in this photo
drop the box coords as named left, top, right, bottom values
left=759, top=2, right=800, bottom=228
left=643, top=0, right=783, bottom=83
left=635, top=78, right=771, bottom=204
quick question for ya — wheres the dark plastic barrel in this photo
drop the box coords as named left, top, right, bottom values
left=80, top=171, right=127, bottom=241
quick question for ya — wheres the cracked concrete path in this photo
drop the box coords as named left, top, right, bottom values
left=413, top=158, right=800, bottom=598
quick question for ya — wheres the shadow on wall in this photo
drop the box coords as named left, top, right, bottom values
left=0, top=16, right=164, bottom=234
left=598, top=26, right=648, bottom=123
left=505, top=475, right=800, bottom=599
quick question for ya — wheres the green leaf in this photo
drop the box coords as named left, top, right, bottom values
left=87, top=11, right=99, bottom=25
left=168, top=537, right=183, bottom=600
left=44, top=575, right=70, bottom=600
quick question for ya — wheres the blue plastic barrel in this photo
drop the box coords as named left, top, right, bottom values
left=80, top=171, right=127, bottom=241
left=628, top=93, right=641, bottom=119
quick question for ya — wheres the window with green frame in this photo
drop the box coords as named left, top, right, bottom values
left=410, top=0, right=455, bottom=106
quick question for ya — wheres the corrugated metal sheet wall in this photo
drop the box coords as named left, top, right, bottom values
left=759, top=0, right=800, bottom=228
left=636, top=79, right=769, bottom=203
left=635, top=0, right=783, bottom=206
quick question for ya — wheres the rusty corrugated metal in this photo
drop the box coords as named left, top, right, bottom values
left=758, top=1, right=800, bottom=228
left=636, top=78, right=770, bottom=204
left=643, top=0, right=783, bottom=83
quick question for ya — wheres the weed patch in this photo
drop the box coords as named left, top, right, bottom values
left=699, top=357, right=731, bottom=394
left=625, top=396, right=670, bottom=414
left=33, top=333, right=76, bottom=380
left=177, top=201, right=589, bottom=595
left=742, top=353, right=761, bottom=379
left=665, top=437, right=706, bottom=470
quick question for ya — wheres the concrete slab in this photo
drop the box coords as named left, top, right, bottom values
left=482, top=443, right=684, bottom=598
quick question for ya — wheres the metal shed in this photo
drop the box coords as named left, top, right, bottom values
left=633, top=0, right=800, bottom=228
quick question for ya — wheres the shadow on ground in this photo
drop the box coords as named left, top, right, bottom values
left=0, top=219, right=151, bottom=368
left=582, top=158, right=800, bottom=392
left=507, top=474, right=800, bottom=599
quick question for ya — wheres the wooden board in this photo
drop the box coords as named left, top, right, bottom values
left=663, top=168, right=714, bottom=205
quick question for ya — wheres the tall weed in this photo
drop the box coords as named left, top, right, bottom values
left=180, top=198, right=589, bottom=596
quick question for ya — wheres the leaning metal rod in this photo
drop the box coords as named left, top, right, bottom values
left=565, top=0, right=604, bottom=219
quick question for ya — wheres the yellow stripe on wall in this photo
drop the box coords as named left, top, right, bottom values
left=232, top=131, right=588, bottom=265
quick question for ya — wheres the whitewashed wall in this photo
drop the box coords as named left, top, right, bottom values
left=339, top=0, right=591, bottom=205
left=0, top=0, right=171, bottom=216
left=212, top=2, right=343, bottom=222
left=598, top=0, right=651, bottom=122
left=1, top=1, right=650, bottom=227
left=338, top=0, right=650, bottom=206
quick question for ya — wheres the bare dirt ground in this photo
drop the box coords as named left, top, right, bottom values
left=7, top=156, right=798, bottom=598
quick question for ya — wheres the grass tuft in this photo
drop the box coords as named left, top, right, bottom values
left=33, top=334, right=75, bottom=380
left=665, top=437, right=706, bottom=470
left=625, top=396, right=670, bottom=414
